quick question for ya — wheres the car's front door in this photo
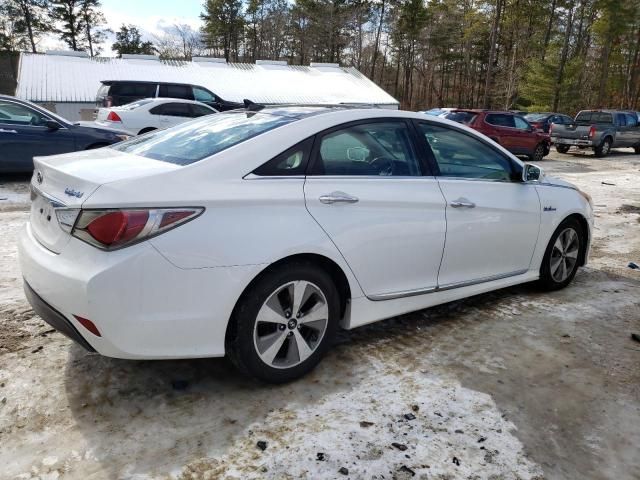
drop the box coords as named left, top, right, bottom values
left=304, top=119, right=447, bottom=299
left=416, top=121, right=541, bottom=288
left=0, top=99, right=75, bottom=172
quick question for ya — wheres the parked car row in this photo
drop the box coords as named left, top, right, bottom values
left=441, top=109, right=550, bottom=162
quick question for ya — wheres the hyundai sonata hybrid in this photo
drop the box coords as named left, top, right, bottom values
left=19, top=106, right=593, bottom=383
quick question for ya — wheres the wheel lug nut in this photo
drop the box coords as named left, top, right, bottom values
left=279, top=324, right=285, bottom=330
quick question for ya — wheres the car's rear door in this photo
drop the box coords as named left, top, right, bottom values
left=304, top=119, right=447, bottom=299
left=484, top=113, right=517, bottom=151
left=149, top=102, right=194, bottom=129
left=415, top=121, right=541, bottom=287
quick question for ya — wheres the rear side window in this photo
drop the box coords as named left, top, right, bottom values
left=193, top=87, right=216, bottom=103
left=514, top=116, right=530, bottom=130
left=159, top=84, right=194, bottom=100
left=155, top=102, right=192, bottom=117
left=444, top=111, right=477, bottom=125
left=575, top=111, right=613, bottom=124
left=616, top=113, right=627, bottom=126
left=310, top=121, right=421, bottom=176
left=111, top=82, right=156, bottom=97
left=485, top=114, right=515, bottom=128
left=191, top=104, right=215, bottom=117
left=253, top=138, right=313, bottom=176
left=111, top=112, right=296, bottom=165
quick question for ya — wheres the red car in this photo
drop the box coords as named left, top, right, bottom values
left=443, top=110, right=550, bottom=162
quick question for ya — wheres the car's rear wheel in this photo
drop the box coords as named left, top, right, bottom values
left=530, top=143, right=546, bottom=162
left=556, top=145, right=570, bottom=154
left=226, top=261, right=339, bottom=383
left=594, top=137, right=612, bottom=157
left=537, top=218, right=583, bottom=291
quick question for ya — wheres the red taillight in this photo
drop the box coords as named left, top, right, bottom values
left=106, top=111, right=122, bottom=122
left=588, top=125, right=596, bottom=138
left=86, top=211, right=149, bottom=246
left=74, top=315, right=101, bottom=337
left=71, top=208, right=203, bottom=250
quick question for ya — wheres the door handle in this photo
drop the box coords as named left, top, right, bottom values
left=0, top=129, right=17, bottom=134
left=450, top=199, right=476, bottom=208
left=319, top=192, right=359, bottom=205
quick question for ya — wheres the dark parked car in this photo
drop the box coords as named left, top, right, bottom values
left=444, top=109, right=550, bottom=162
left=524, top=112, right=574, bottom=133
left=0, top=95, right=131, bottom=173
left=96, top=81, right=244, bottom=112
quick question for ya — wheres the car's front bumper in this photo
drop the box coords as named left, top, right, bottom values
left=18, top=222, right=264, bottom=359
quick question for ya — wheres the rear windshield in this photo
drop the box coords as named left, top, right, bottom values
left=575, top=111, right=613, bottom=124
left=119, top=99, right=154, bottom=110
left=444, top=111, right=478, bottom=125
left=524, top=113, right=549, bottom=122
left=111, top=111, right=296, bottom=165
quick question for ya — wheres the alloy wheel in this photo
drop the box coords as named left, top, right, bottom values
left=253, top=280, right=329, bottom=369
left=550, top=227, right=579, bottom=282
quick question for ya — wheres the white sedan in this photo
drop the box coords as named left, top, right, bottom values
left=19, top=107, right=593, bottom=383
left=95, top=98, right=218, bottom=135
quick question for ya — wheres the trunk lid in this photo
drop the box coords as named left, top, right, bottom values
left=30, top=148, right=180, bottom=253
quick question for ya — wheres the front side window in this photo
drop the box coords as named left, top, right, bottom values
left=310, top=121, right=421, bottom=176
left=625, top=113, right=638, bottom=127
left=485, top=114, right=515, bottom=128
left=111, top=111, right=296, bottom=165
left=514, top=116, right=531, bottom=130
left=0, top=100, right=49, bottom=126
left=193, top=87, right=216, bottom=103
left=419, top=123, right=514, bottom=181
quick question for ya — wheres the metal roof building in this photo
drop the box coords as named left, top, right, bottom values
left=14, top=51, right=399, bottom=121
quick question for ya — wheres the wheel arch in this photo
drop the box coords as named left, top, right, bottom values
left=138, top=127, right=156, bottom=135
left=562, top=213, right=590, bottom=266
left=225, top=253, right=352, bottom=344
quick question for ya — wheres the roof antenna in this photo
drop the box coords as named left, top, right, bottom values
left=243, top=99, right=265, bottom=111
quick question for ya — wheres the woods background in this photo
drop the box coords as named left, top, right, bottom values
left=1, top=0, right=639, bottom=113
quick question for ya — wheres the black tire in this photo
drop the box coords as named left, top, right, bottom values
left=530, top=143, right=546, bottom=162
left=556, top=145, right=570, bottom=154
left=594, top=137, right=612, bottom=157
left=226, top=261, right=340, bottom=383
left=138, top=127, right=157, bottom=135
left=537, top=217, right=584, bottom=291
left=85, top=143, right=108, bottom=150
left=634, top=145, right=640, bottom=154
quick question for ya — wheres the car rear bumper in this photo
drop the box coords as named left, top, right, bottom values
left=18, top=222, right=264, bottom=359
left=23, top=280, right=95, bottom=352
left=552, top=137, right=593, bottom=146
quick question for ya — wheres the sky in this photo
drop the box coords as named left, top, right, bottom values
left=41, top=0, right=204, bottom=56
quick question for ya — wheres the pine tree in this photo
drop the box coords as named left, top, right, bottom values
left=1, top=0, right=51, bottom=53
left=111, top=24, right=155, bottom=57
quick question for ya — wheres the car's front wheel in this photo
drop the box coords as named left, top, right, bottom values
left=556, top=145, right=570, bottom=154
left=537, top=218, right=583, bottom=291
left=530, top=143, right=546, bottom=162
left=226, top=261, right=339, bottom=383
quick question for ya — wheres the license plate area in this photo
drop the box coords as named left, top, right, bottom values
left=29, top=187, right=71, bottom=253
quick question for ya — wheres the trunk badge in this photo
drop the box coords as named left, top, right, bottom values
left=64, top=188, right=84, bottom=199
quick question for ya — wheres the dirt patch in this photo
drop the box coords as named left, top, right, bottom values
left=617, top=204, right=640, bottom=214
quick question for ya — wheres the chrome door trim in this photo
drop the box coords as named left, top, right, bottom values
left=367, top=286, right=437, bottom=301
left=366, top=269, right=528, bottom=301
left=436, top=269, right=529, bottom=292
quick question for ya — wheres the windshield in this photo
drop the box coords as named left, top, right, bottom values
left=444, top=111, right=478, bottom=125
left=524, top=113, right=549, bottom=121
left=111, top=111, right=296, bottom=165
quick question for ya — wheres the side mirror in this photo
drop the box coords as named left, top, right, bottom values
left=45, top=120, right=61, bottom=130
left=523, top=163, right=543, bottom=182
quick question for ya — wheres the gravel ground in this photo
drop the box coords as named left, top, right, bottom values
left=0, top=148, right=639, bottom=480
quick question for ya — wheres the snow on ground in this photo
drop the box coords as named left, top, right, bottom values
left=0, top=150, right=639, bottom=479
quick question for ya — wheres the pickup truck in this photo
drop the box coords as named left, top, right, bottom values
left=550, top=109, right=640, bottom=157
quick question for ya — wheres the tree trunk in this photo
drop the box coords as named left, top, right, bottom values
left=553, top=2, right=574, bottom=111
left=483, top=0, right=503, bottom=109
left=370, top=0, right=386, bottom=79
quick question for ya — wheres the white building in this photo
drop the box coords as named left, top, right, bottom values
left=14, top=51, right=399, bottom=121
